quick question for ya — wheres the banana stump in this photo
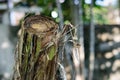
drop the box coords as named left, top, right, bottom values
left=13, top=15, right=59, bottom=80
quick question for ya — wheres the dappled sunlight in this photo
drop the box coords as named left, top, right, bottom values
left=51, top=11, right=58, bottom=18
left=105, top=61, right=111, bottom=68
left=100, top=61, right=112, bottom=70
left=94, top=25, right=120, bottom=80
left=112, top=27, right=120, bottom=42
left=112, top=60, right=120, bottom=72
left=112, top=48, right=120, bottom=57
left=110, top=72, right=120, bottom=80
left=97, top=33, right=111, bottom=42
left=104, top=52, right=113, bottom=59
left=113, top=35, right=120, bottom=42
left=108, top=41, right=114, bottom=46
left=1, top=41, right=10, bottom=49
left=97, top=27, right=120, bottom=42
left=59, top=0, right=65, bottom=3
left=112, top=27, right=120, bottom=34
left=100, top=64, right=106, bottom=70
left=104, top=48, right=120, bottom=59
left=10, top=11, right=25, bottom=26
left=108, top=9, right=120, bottom=24
left=3, top=72, right=11, bottom=79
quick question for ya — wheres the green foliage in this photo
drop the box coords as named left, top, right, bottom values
left=82, top=0, right=109, bottom=24
left=93, top=7, right=109, bottom=24
left=25, top=0, right=109, bottom=24
left=36, top=0, right=55, bottom=16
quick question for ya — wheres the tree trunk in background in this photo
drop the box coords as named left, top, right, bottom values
left=56, top=0, right=64, bottom=31
left=13, top=15, right=60, bottom=80
left=70, top=0, right=85, bottom=80
left=70, top=0, right=79, bottom=26
left=78, top=0, right=85, bottom=80
left=7, top=0, right=13, bottom=26
left=88, top=0, right=95, bottom=80
left=118, top=0, right=120, bottom=22
left=71, top=24, right=82, bottom=80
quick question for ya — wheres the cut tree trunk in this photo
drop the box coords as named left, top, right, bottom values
left=13, top=15, right=60, bottom=80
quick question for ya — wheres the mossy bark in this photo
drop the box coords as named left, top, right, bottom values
left=13, top=15, right=59, bottom=80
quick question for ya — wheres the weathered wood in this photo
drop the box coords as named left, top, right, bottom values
left=13, top=15, right=60, bottom=80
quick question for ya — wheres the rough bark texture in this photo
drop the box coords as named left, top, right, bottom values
left=13, top=15, right=60, bottom=80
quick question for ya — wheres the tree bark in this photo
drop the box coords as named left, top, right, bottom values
left=13, top=15, right=60, bottom=80
left=70, top=0, right=85, bottom=80
left=88, top=0, right=95, bottom=80
left=56, top=0, right=64, bottom=30
left=118, top=0, right=120, bottom=23
left=78, top=0, right=85, bottom=80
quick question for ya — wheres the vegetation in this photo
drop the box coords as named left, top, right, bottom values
left=12, top=0, right=120, bottom=80
left=13, top=15, right=59, bottom=80
left=15, top=0, right=110, bottom=25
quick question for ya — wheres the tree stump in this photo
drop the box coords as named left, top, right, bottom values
left=13, top=15, right=60, bottom=80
